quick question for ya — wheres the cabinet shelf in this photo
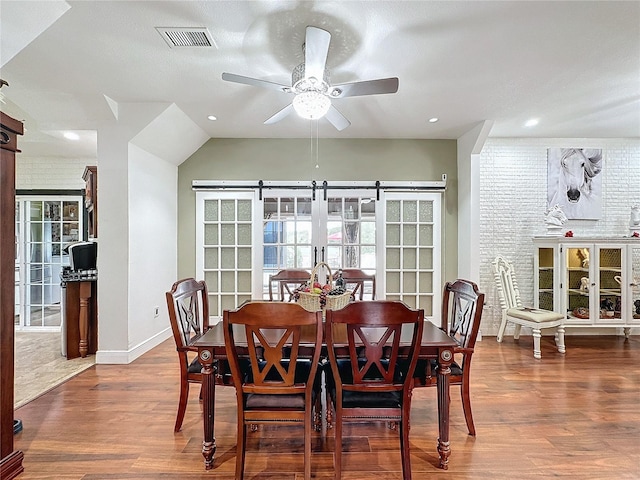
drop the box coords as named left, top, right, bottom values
left=567, top=289, right=589, bottom=297
left=599, top=289, right=621, bottom=296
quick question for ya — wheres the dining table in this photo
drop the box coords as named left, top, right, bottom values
left=192, top=317, right=458, bottom=471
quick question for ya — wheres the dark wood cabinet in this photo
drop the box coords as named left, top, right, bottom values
left=0, top=112, right=25, bottom=479
left=64, top=280, right=98, bottom=359
left=83, top=165, right=97, bottom=238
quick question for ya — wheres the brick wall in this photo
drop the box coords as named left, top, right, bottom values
left=16, top=157, right=91, bottom=190
left=479, top=138, right=640, bottom=335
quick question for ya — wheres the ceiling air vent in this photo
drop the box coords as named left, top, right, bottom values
left=156, top=27, right=217, bottom=48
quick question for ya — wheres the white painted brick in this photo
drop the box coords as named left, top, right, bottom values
left=16, top=157, right=93, bottom=190
left=479, top=139, right=640, bottom=336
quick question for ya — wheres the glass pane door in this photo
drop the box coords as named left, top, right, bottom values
left=262, top=190, right=315, bottom=272
left=631, top=245, right=640, bottom=324
left=382, top=192, right=441, bottom=323
left=261, top=189, right=377, bottom=297
left=197, top=192, right=255, bottom=317
left=196, top=186, right=443, bottom=323
left=16, top=197, right=83, bottom=329
left=596, top=246, right=623, bottom=324
left=564, top=245, right=593, bottom=324
left=323, top=193, right=377, bottom=271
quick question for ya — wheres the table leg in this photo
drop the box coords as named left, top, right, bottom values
left=198, top=348, right=216, bottom=469
left=436, top=348, right=453, bottom=469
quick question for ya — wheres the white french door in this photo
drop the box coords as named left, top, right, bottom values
left=196, top=183, right=442, bottom=323
left=380, top=192, right=442, bottom=320
left=261, top=188, right=378, bottom=276
left=15, top=196, right=83, bottom=329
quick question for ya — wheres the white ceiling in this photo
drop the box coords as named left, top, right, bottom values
left=1, top=1, right=639, bottom=159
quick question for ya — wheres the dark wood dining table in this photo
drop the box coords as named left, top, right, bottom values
left=192, top=319, right=458, bottom=471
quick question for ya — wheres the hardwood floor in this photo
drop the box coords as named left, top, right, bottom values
left=13, top=334, right=640, bottom=479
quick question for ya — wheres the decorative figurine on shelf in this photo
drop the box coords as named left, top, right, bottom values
left=600, top=298, right=615, bottom=318
left=629, top=205, right=640, bottom=231
left=580, top=277, right=590, bottom=293
left=634, top=299, right=640, bottom=318
left=576, top=248, right=589, bottom=268
left=545, top=204, right=567, bottom=236
left=600, top=297, right=614, bottom=315
left=630, top=205, right=640, bottom=235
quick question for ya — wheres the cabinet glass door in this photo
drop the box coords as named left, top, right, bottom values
left=596, top=246, right=623, bottom=324
left=537, top=247, right=555, bottom=311
left=564, top=245, right=593, bottom=323
left=630, top=245, right=640, bottom=324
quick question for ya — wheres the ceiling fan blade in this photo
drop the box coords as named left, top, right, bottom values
left=324, top=105, right=351, bottom=131
left=304, top=26, right=331, bottom=82
left=330, top=77, right=399, bottom=98
left=222, top=72, right=290, bottom=93
left=264, top=104, right=295, bottom=125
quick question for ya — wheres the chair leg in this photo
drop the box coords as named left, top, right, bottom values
left=174, top=376, right=189, bottom=432
left=513, top=324, right=522, bottom=340
left=313, top=394, right=322, bottom=431
left=334, top=410, right=342, bottom=480
left=236, top=419, right=247, bottom=480
left=326, top=388, right=334, bottom=429
left=556, top=326, right=566, bottom=354
left=399, top=412, right=412, bottom=480
left=532, top=328, right=542, bottom=359
left=305, top=409, right=312, bottom=480
left=460, top=374, right=476, bottom=436
left=496, top=315, right=508, bottom=342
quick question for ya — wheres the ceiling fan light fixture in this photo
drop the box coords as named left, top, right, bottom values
left=292, top=91, right=331, bottom=119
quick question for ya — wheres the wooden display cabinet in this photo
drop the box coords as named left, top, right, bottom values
left=83, top=165, right=97, bottom=238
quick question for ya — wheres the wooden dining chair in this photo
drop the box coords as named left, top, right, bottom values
left=166, top=278, right=224, bottom=432
left=412, top=279, right=484, bottom=436
left=224, top=301, right=323, bottom=480
left=492, top=255, right=566, bottom=359
left=340, top=268, right=376, bottom=300
left=325, top=301, right=424, bottom=480
left=268, top=269, right=311, bottom=301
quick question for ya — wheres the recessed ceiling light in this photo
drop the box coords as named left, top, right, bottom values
left=207, top=115, right=217, bottom=121
left=524, top=118, right=539, bottom=127
left=63, top=132, right=80, bottom=140
left=428, top=117, right=439, bottom=123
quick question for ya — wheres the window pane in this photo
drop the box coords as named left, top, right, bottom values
left=237, top=200, right=252, bottom=221
left=204, top=200, right=218, bottom=221
left=386, top=201, right=400, bottom=222
left=221, top=200, right=235, bottom=221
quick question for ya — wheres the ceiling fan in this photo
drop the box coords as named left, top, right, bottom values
left=221, top=26, right=399, bottom=131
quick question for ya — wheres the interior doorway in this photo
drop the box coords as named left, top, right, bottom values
left=15, top=194, right=84, bottom=331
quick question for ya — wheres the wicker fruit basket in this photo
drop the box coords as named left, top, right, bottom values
left=296, top=262, right=351, bottom=312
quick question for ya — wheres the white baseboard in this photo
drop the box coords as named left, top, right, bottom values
left=95, top=327, right=172, bottom=364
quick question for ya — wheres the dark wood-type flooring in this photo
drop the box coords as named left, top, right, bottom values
left=13, top=334, right=640, bottom=479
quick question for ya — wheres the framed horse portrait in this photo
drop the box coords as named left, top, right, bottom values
left=547, top=148, right=603, bottom=220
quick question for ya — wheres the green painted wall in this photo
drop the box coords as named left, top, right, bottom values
left=178, top=138, right=458, bottom=282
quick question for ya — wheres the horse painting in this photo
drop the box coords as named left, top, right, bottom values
left=547, top=148, right=603, bottom=219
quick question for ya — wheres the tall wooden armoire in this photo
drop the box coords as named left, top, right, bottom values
left=0, top=112, right=25, bottom=479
